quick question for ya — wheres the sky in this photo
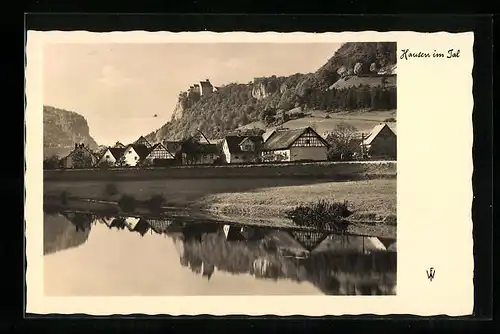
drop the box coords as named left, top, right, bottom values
left=43, top=43, right=341, bottom=146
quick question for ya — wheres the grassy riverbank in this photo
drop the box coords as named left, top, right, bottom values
left=44, top=178, right=396, bottom=238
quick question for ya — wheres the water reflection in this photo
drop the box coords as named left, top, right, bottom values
left=44, top=210, right=397, bottom=296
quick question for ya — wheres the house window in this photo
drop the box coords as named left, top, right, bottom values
left=106, top=155, right=110, bottom=159
left=305, top=139, right=310, bottom=145
left=135, top=156, right=138, bottom=160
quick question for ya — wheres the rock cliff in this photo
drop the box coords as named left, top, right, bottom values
left=43, top=105, right=99, bottom=158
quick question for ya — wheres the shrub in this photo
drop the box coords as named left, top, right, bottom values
left=325, top=114, right=331, bottom=119
left=118, top=195, right=137, bottom=212
left=285, top=199, right=353, bottom=232
left=383, top=117, right=396, bottom=123
left=104, top=183, right=119, bottom=197
left=145, top=194, right=166, bottom=212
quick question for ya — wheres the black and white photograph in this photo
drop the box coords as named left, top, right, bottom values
left=41, top=40, right=398, bottom=296
left=25, top=30, right=475, bottom=316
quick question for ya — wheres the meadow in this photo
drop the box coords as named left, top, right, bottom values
left=44, top=177, right=396, bottom=238
left=238, top=110, right=397, bottom=136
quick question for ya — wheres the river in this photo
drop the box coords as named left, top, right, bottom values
left=43, top=210, right=397, bottom=296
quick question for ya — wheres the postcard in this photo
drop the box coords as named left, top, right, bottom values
left=25, top=30, right=474, bottom=316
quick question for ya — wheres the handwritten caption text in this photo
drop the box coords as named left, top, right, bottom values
left=400, top=49, right=460, bottom=60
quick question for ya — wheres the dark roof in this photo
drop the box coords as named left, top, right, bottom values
left=165, top=141, right=183, bottom=154
left=148, top=143, right=174, bottom=158
left=224, top=135, right=263, bottom=154
left=199, top=143, right=219, bottom=154
left=263, top=127, right=328, bottom=151
left=127, top=144, right=152, bottom=160
left=288, top=230, right=330, bottom=252
left=134, top=136, right=152, bottom=147
left=108, top=147, right=125, bottom=159
left=133, top=219, right=150, bottom=236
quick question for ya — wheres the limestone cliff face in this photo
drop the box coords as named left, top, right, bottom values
left=43, top=106, right=98, bottom=158
left=171, top=100, right=185, bottom=121
left=251, top=83, right=272, bottom=100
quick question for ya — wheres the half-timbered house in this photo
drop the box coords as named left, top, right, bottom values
left=143, top=143, right=176, bottom=166
left=261, top=127, right=329, bottom=162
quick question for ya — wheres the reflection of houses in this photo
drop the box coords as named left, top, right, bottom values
left=263, top=230, right=311, bottom=258
left=310, top=235, right=389, bottom=255
left=168, top=222, right=396, bottom=295
left=124, top=217, right=140, bottom=230
left=223, top=225, right=267, bottom=242
left=99, top=216, right=116, bottom=227
left=223, top=225, right=245, bottom=241
left=288, top=230, right=330, bottom=252
left=147, top=218, right=174, bottom=234
left=60, top=143, right=98, bottom=169
left=360, top=123, right=397, bottom=160
left=124, top=217, right=150, bottom=236
left=222, top=135, right=264, bottom=164
left=109, top=217, right=127, bottom=230
left=261, top=127, right=329, bottom=162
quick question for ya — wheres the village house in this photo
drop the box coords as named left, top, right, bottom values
left=164, top=141, right=183, bottom=156
left=261, top=126, right=330, bottom=162
left=133, top=135, right=153, bottom=149
left=113, top=141, right=125, bottom=148
left=121, top=144, right=152, bottom=167
left=222, top=135, right=264, bottom=164
left=60, top=143, right=98, bottom=169
left=197, top=144, right=220, bottom=164
left=96, top=147, right=126, bottom=167
left=360, top=123, right=397, bottom=160
left=179, top=130, right=220, bottom=165
left=142, top=143, right=176, bottom=166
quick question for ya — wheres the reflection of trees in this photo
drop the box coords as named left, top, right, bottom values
left=60, top=212, right=94, bottom=232
left=45, top=210, right=397, bottom=295
left=110, top=217, right=127, bottom=230
left=174, top=225, right=397, bottom=295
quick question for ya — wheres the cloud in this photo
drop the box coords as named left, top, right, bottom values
left=97, top=65, right=135, bottom=88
